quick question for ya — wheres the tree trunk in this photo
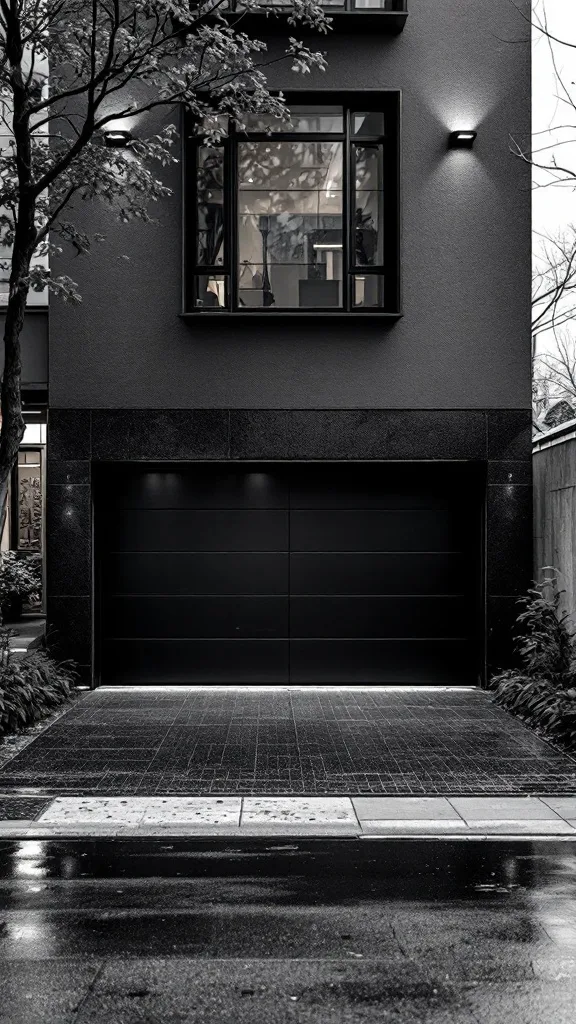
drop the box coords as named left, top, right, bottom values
left=0, top=283, right=28, bottom=541
left=1, top=3, right=34, bottom=548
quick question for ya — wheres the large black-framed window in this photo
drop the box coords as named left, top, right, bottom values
left=227, top=1, right=406, bottom=8
left=184, top=93, right=400, bottom=314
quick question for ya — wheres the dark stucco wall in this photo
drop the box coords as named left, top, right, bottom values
left=49, top=0, right=531, bottom=410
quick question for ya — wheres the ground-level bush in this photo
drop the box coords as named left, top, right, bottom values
left=491, top=579, right=576, bottom=752
left=0, top=633, right=77, bottom=737
left=493, top=674, right=576, bottom=750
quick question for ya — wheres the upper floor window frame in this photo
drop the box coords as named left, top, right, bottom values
left=183, top=92, right=401, bottom=317
left=207, top=1, right=408, bottom=33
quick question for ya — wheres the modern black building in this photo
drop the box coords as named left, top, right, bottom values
left=46, top=0, right=532, bottom=687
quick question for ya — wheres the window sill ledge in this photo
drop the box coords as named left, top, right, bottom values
left=178, top=10, right=408, bottom=35
left=180, top=311, right=402, bottom=321
left=223, top=11, right=407, bottom=33
left=0, top=304, right=48, bottom=313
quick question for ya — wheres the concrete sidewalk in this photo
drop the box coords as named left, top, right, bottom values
left=1, top=794, right=576, bottom=839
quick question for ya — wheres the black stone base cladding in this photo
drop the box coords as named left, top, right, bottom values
left=47, top=408, right=532, bottom=685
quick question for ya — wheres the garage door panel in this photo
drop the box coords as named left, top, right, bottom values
left=103, top=596, right=288, bottom=639
left=103, top=552, right=289, bottom=595
left=102, top=639, right=289, bottom=684
left=291, top=553, right=464, bottom=595
left=290, top=467, right=470, bottom=510
left=290, top=596, right=467, bottom=638
left=103, top=510, right=288, bottom=552
left=290, top=510, right=463, bottom=552
left=105, top=468, right=289, bottom=510
left=98, top=463, right=481, bottom=686
left=290, top=639, right=476, bottom=684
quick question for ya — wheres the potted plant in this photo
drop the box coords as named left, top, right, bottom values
left=0, top=552, right=40, bottom=623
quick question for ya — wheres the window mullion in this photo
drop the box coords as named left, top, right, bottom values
left=187, top=132, right=197, bottom=310
left=344, top=107, right=352, bottom=312
left=383, top=133, right=397, bottom=314
left=229, top=132, right=238, bottom=311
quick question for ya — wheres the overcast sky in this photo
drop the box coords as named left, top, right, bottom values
left=533, top=0, right=576, bottom=236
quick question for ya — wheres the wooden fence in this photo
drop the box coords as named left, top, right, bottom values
left=533, top=419, right=576, bottom=622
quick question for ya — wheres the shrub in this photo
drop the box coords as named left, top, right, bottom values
left=0, top=552, right=40, bottom=622
left=491, top=577, right=576, bottom=751
left=0, top=630, right=77, bottom=737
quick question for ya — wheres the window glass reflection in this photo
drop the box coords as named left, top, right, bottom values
left=196, top=147, right=225, bottom=266
left=199, top=114, right=229, bottom=138
left=354, top=0, right=401, bottom=8
left=354, top=274, right=385, bottom=308
left=194, top=274, right=227, bottom=308
left=354, top=144, right=384, bottom=266
left=238, top=141, right=343, bottom=308
left=242, top=107, right=343, bottom=134
left=353, top=112, right=386, bottom=136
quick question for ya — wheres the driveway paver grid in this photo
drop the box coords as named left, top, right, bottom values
left=0, top=686, right=575, bottom=796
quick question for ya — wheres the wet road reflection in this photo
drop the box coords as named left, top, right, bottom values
left=0, top=839, right=576, bottom=1021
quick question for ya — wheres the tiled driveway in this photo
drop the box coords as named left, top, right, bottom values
left=0, top=687, right=575, bottom=796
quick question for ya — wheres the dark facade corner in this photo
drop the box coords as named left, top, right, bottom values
left=47, top=407, right=532, bottom=685
left=45, top=0, right=532, bottom=689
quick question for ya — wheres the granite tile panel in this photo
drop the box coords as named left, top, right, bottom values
left=46, top=485, right=91, bottom=596
left=48, top=460, right=90, bottom=485
left=229, top=410, right=487, bottom=461
left=487, top=596, right=521, bottom=672
left=488, top=460, right=532, bottom=485
left=91, top=409, right=229, bottom=461
left=46, top=596, right=91, bottom=663
left=487, top=485, right=533, bottom=596
left=48, top=409, right=91, bottom=461
left=486, top=410, right=532, bottom=460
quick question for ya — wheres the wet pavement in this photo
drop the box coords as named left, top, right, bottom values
left=2, top=686, right=576, bottom=795
left=1, top=837, right=576, bottom=1021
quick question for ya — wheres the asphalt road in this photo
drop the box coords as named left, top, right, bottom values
left=1, top=838, right=576, bottom=1022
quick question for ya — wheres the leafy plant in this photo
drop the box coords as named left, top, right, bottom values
left=0, top=553, right=40, bottom=620
left=512, top=579, right=576, bottom=687
left=491, top=576, right=576, bottom=751
left=492, top=675, right=576, bottom=751
left=0, top=629, right=77, bottom=737
left=0, top=1, right=330, bottom=548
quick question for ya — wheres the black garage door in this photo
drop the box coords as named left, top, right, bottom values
left=97, top=464, right=483, bottom=685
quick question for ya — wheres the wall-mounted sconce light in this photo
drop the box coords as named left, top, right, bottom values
left=103, top=129, right=133, bottom=147
left=448, top=130, right=477, bottom=149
